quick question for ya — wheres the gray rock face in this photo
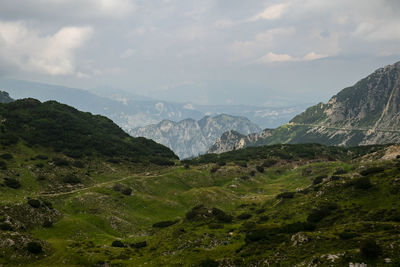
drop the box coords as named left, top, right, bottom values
left=129, top=114, right=261, bottom=159
left=0, top=91, right=13, bottom=103
left=209, top=61, right=400, bottom=153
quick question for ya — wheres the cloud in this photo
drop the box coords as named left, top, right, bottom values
left=256, top=52, right=328, bottom=63
left=249, top=3, right=289, bottom=21
left=0, top=0, right=135, bottom=21
left=0, top=21, right=92, bottom=75
left=120, top=48, right=136, bottom=59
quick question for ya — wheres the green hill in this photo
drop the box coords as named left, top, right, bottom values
left=0, top=98, right=177, bottom=162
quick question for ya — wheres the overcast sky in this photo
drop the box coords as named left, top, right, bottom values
left=0, top=0, right=399, bottom=106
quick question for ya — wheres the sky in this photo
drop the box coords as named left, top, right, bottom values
left=0, top=0, right=400, bottom=106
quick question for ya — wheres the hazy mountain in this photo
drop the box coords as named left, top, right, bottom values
left=129, top=114, right=261, bottom=159
left=0, top=79, right=308, bottom=130
left=0, top=91, right=13, bottom=103
left=209, top=61, right=400, bottom=153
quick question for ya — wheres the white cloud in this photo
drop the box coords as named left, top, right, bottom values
left=250, top=3, right=289, bottom=21
left=120, top=48, right=136, bottom=59
left=256, top=52, right=328, bottom=63
left=214, top=19, right=235, bottom=30
left=0, top=21, right=92, bottom=75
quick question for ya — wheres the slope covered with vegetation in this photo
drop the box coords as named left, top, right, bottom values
left=0, top=98, right=177, bottom=163
left=1, top=133, right=400, bottom=266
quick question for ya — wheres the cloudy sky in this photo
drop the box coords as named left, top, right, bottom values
left=0, top=0, right=399, bottom=106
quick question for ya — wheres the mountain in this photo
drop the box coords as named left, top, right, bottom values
left=209, top=61, right=400, bottom=154
left=0, top=91, right=13, bottom=103
left=0, top=98, right=177, bottom=162
left=129, top=114, right=262, bottom=159
left=0, top=79, right=309, bottom=130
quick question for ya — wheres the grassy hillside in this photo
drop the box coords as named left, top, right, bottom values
left=1, top=140, right=400, bottom=266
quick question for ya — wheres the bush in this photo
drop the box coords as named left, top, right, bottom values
left=256, top=166, right=264, bottom=173
left=184, top=164, right=190, bottom=169
left=63, top=174, right=81, bottom=185
left=28, top=199, right=41, bottom=208
left=236, top=161, right=247, bottom=168
left=276, top=192, right=295, bottom=199
left=4, top=177, right=21, bottom=189
left=330, top=175, right=342, bottom=181
left=258, top=215, right=269, bottom=223
left=53, top=157, right=70, bottom=167
left=333, top=168, right=348, bottom=175
left=185, top=205, right=211, bottom=221
left=43, top=219, right=53, bottom=228
left=210, top=166, right=219, bottom=173
left=130, top=241, right=147, bottom=249
left=360, top=239, right=381, bottom=258
left=35, top=155, right=48, bottom=160
left=263, top=159, right=278, bottom=167
left=338, top=231, right=358, bottom=240
left=42, top=200, right=53, bottom=209
left=107, top=158, right=120, bottom=164
left=313, top=175, right=326, bottom=185
left=0, top=160, right=7, bottom=170
left=26, top=242, right=43, bottom=254
left=0, top=222, right=13, bottom=231
left=217, top=161, right=226, bottom=166
left=121, top=187, right=132, bottom=196
left=255, top=208, right=266, bottom=214
left=150, top=157, right=175, bottom=166
left=72, top=160, right=85, bottom=168
left=152, top=220, right=178, bottom=228
left=35, top=163, right=44, bottom=168
left=111, top=240, right=125, bottom=248
left=200, top=259, right=219, bottom=267
left=280, top=222, right=316, bottom=233
left=0, top=153, right=13, bottom=160
left=249, top=170, right=256, bottom=176
left=347, top=176, right=372, bottom=189
left=307, top=203, right=338, bottom=223
left=360, top=167, right=384, bottom=176
left=212, top=208, right=233, bottom=223
left=237, top=213, right=252, bottom=220
left=240, top=176, right=250, bottom=181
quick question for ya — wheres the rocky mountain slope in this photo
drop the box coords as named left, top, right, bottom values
left=209, top=61, right=400, bottom=154
left=129, top=114, right=261, bottom=159
left=0, top=91, right=13, bottom=103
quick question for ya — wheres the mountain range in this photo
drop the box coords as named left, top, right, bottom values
left=129, top=114, right=261, bottom=159
left=0, top=79, right=309, bottom=130
left=209, top=61, right=400, bottom=154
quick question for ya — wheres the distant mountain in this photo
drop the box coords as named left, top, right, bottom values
left=209, top=61, right=400, bottom=153
left=0, top=91, right=13, bottom=103
left=0, top=98, right=177, bottom=162
left=0, top=79, right=309, bottom=130
left=129, top=114, right=262, bottom=159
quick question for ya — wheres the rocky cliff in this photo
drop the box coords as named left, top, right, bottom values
left=0, top=91, right=13, bottom=103
left=208, top=61, right=400, bottom=153
left=129, top=114, right=261, bottom=159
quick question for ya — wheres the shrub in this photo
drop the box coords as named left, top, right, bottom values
left=150, top=157, right=175, bottom=166
left=0, top=222, right=13, bottom=231
left=121, top=187, right=132, bottom=196
left=184, top=164, right=190, bottom=169
left=130, top=241, right=147, bottom=249
left=240, top=176, right=250, bottom=181
left=4, top=177, right=21, bottom=189
left=263, top=159, right=278, bottom=167
left=107, top=158, right=120, bottom=164
left=200, top=259, right=219, bottom=267
left=237, top=213, right=252, bottom=220
left=111, top=240, right=125, bottom=248
left=35, top=163, right=44, bottom=168
left=37, top=175, right=46, bottom=181
left=330, top=175, right=342, bottom=181
left=249, top=170, right=256, bottom=176
left=360, top=167, right=384, bottom=176
left=347, top=176, right=372, bottom=189
left=256, top=166, right=264, bottom=173
left=43, top=219, right=53, bottom=228
left=217, top=161, right=226, bottom=166
left=26, top=242, right=43, bottom=254
left=210, top=166, right=219, bottom=173
left=276, top=192, right=295, bottom=199
left=113, top=183, right=123, bottom=192
left=53, top=157, right=70, bottom=167
left=360, top=239, right=381, bottom=258
left=152, top=220, right=178, bottom=228
left=397, top=155, right=400, bottom=159
left=0, top=153, right=13, bottom=160
left=72, top=160, right=85, bottom=168
left=185, top=205, right=211, bottom=221
left=255, top=208, right=266, bottom=214
left=338, top=231, right=358, bottom=239
left=63, top=174, right=81, bottom=185
left=0, top=161, right=7, bottom=170
left=208, top=223, right=223, bottom=229
left=280, top=222, right=316, bottom=233
left=333, top=168, right=348, bottom=175
left=212, top=208, right=233, bottom=223
left=307, top=203, right=338, bottom=223
left=236, top=161, right=247, bottom=168
left=258, top=215, right=269, bottom=223
left=35, top=155, right=48, bottom=160
left=42, top=200, right=53, bottom=209
left=28, top=199, right=41, bottom=208
left=313, top=175, right=326, bottom=185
